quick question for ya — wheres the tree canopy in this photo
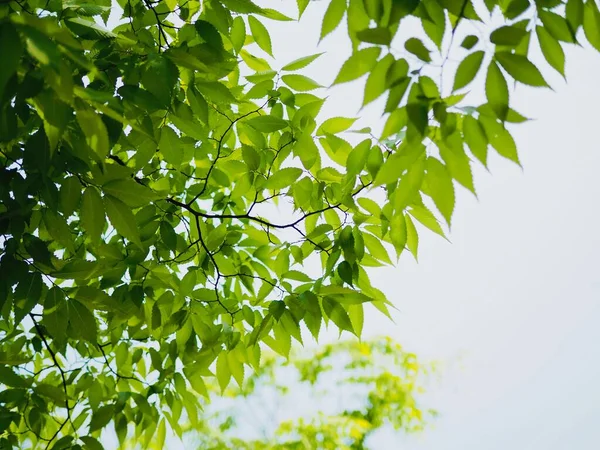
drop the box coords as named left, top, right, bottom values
left=0, top=0, right=598, bottom=448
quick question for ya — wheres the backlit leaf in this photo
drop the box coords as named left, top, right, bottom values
left=495, top=52, right=549, bottom=87
left=453, top=50, right=484, bottom=91
left=248, top=16, right=273, bottom=56
left=485, top=61, right=509, bottom=120
left=104, top=195, right=143, bottom=248
left=282, top=53, right=324, bottom=71
left=425, top=157, right=455, bottom=225
left=281, top=74, right=322, bottom=91
left=245, top=115, right=289, bottom=132
left=264, top=168, right=303, bottom=190
left=333, top=47, right=381, bottom=85
left=320, top=0, right=347, bottom=41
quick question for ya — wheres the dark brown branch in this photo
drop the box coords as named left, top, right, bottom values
left=29, top=314, right=72, bottom=449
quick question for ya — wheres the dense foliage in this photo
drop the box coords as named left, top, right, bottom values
left=0, top=0, right=598, bottom=447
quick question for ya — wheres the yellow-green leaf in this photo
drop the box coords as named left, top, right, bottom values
left=537, top=26, right=565, bottom=77
left=404, top=37, right=431, bottom=62
left=453, top=50, right=484, bottom=91
left=281, top=74, right=322, bottom=91
left=81, top=187, right=105, bottom=243
left=103, top=179, right=160, bottom=208
left=363, top=54, right=394, bottom=107
left=104, top=195, right=143, bottom=248
left=583, top=0, right=600, bottom=51
left=248, top=16, right=273, bottom=56
left=495, top=52, right=548, bottom=87
left=264, top=167, right=303, bottom=190
left=333, top=47, right=381, bottom=85
left=424, top=157, right=455, bottom=225
left=320, top=0, right=347, bottom=41
left=76, top=109, right=109, bottom=158
left=485, top=61, right=509, bottom=120
left=281, top=53, right=324, bottom=71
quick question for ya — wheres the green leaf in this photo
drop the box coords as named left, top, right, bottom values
left=485, top=61, right=509, bottom=120
left=374, top=143, right=424, bottom=187
left=281, top=53, right=324, bottom=71
left=248, top=16, right=273, bottom=56
left=479, top=117, right=521, bottom=165
left=323, top=297, right=355, bottom=334
left=394, top=155, right=426, bottom=213
left=230, top=16, right=246, bottom=53
left=76, top=109, right=109, bottom=158
left=245, top=115, right=289, bottom=132
left=317, top=117, right=357, bottom=135
left=356, top=27, right=393, bottom=45
left=21, top=25, right=61, bottom=66
left=425, top=157, right=455, bottom=225
left=566, top=0, right=584, bottom=33
left=405, top=214, right=419, bottom=259
left=297, top=0, right=310, bottom=18
left=439, top=142, right=475, bottom=194
left=60, top=176, right=82, bottom=217
left=89, top=405, right=114, bottom=432
left=490, top=25, right=528, bottom=46
left=51, top=260, right=99, bottom=280
left=346, top=139, right=371, bottom=175
left=159, top=127, right=183, bottom=167
left=142, top=56, right=178, bottom=106
left=461, top=35, right=479, bottom=49
left=68, top=300, right=97, bottom=343
left=409, top=205, right=446, bottom=238
left=104, top=195, right=143, bottom=248
left=295, top=132, right=319, bottom=170
left=43, top=210, right=75, bottom=252
left=453, top=50, right=484, bottom=91
left=583, top=0, right=600, bottom=52
left=65, top=17, right=116, bottom=40
left=363, top=232, right=392, bottom=264
left=333, top=47, right=381, bottom=85
left=264, top=167, right=303, bottom=190
left=463, top=115, right=489, bottom=167
left=258, top=8, right=294, bottom=21
left=80, top=436, right=104, bottom=450
left=23, top=234, right=52, bottom=268
left=0, top=366, right=30, bottom=388
left=404, top=38, right=431, bottom=62
left=337, top=261, right=354, bottom=285
left=539, top=10, right=576, bottom=42
left=0, top=23, right=22, bottom=99
left=14, top=271, right=42, bottom=325
left=43, top=287, right=67, bottom=341
left=390, top=212, right=407, bottom=256
left=242, top=145, right=261, bottom=171
left=363, top=54, right=394, bottom=107
left=495, top=52, right=548, bottom=87
left=219, top=0, right=262, bottom=13
left=537, top=26, right=566, bottom=77
left=320, top=0, right=347, bottom=41
left=103, top=179, right=160, bottom=208
left=216, top=351, right=231, bottom=392
left=347, top=303, right=364, bottom=337
left=81, top=187, right=105, bottom=244
left=281, top=74, right=322, bottom=91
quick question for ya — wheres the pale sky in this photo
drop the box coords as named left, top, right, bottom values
left=256, top=1, right=600, bottom=449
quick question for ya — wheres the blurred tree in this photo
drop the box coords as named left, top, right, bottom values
left=184, top=337, right=436, bottom=450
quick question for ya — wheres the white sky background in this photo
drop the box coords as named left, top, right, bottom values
left=254, top=1, right=600, bottom=449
